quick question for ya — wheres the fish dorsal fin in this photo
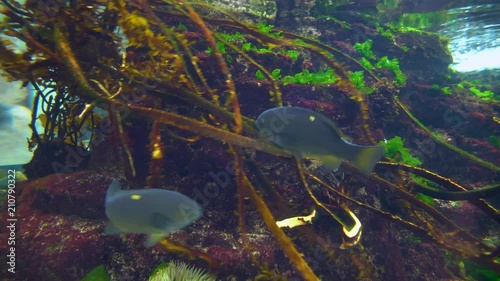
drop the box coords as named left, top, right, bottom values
left=145, top=233, right=167, bottom=247
left=151, top=212, right=173, bottom=230
left=106, top=179, right=122, bottom=200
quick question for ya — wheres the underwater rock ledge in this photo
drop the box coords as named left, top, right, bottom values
left=0, top=171, right=278, bottom=281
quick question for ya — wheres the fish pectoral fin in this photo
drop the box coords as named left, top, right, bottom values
left=317, top=155, right=342, bottom=171
left=145, top=233, right=167, bottom=247
left=104, top=221, right=122, bottom=235
left=151, top=212, right=173, bottom=230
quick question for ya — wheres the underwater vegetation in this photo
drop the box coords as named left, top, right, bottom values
left=0, top=0, right=499, bottom=280
left=148, top=261, right=217, bottom=281
left=81, top=260, right=217, bottom=281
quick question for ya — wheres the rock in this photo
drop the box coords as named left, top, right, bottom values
left=0, top=171, right=279, bottom=280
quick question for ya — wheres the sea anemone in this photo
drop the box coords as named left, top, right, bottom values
left=148, top=261, right=217, bottom=281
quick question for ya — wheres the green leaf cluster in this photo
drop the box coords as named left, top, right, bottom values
left=255, top=70, right=265, bottom=79
left=217, top=32, right=245, bottom=42
left=376, top=27, right=395, bottom=41
left=177, top=23, right=187, bottom=31
left=271, top=69, right=281, bottom=79
left=256, top=21, right=282, bottom=38
left=382, top=137, right=438, bottom=206
left=282, top=68, right=337, bottom=85
left=360, top=57, right=374, bottom=70
left=242, top=42, right=272, bottom=54
left=413, top=175, right=439, bottom=206
left=354, top=40, right=407, bottom=86
left=284, top=50, right=299, bottom=60
left=353, top=39, right=376, bottom=60
left=257, top=67, right=337, bottom=85
left=80, top=265, right=110, bottom=281
left=441, top=87, right=452, bottom=95
left=416, top=192, right=435, bottom=206
left=376, top=56, right=407, bottom=85
left=349, top=71, right=374, bottom=94
left=469, top=87, right=496, bottom=101
left=381, top=136, right=422, bottom=166
left=216, top=41, right=226, bottom=54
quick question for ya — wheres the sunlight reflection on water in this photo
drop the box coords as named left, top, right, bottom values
left=437, top=4, right=500, bottom=72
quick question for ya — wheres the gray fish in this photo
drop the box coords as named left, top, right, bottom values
left=256, top=107, right=384, bottom=175
left=104, top=180, right=202, bottom=247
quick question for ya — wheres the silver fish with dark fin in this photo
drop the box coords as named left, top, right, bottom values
left=256, top=106, right=384, bottom=175
left=104, top=180, right=202, bottom=247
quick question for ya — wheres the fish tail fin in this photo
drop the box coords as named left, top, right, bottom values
left=352, top=145, right=385, bottom=175
left=317, top=155, right=343, bottom=171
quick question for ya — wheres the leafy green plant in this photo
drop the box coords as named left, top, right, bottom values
left=177, top=23, right=187, bottom=31
left=382, top=137, right=440, bottom=206
left=469, top=87, right=495, bottom=101
left=242, top=42, right=252, bottom=51
left=381, top=136, right=422, bottom=166
left=241, top=42, right=272, bottom=54
left=376, top=56, right=407, bottom=85
left=282, top=68, right=337, bottom=86
left=349, top=71, right=374, bottom=94
left=377, top=26, right=395, bottom=41
left=215, top=41, right=226, bottom=54
left=256, top=21, right=282, bottom=38
left=354, top=39, right=376, bottom=60
left=255, top=70, right=265, bottom=80
left=80, top=265, right=110, bottom=281
left=285, top=50, right=299, bottom=60
left=353, top=40, right=407, bottom=85
left=360, top=57, right=374, bottom=70
left=217, top=32, right=245, bottom=42
left=149, top=261, right=216, bottom=281
left=206, top=42, right=231, bottom=62
left=205, top=42, right=227, bottom=55
left=204, top=47, right=214, bottom=55
left=271, top=68, right=281, bottom=79
left=282, top=75, right=295, bottom=85
left=441, top=87, right=452, bottom=95
left=81, top=261, right=217, bottom=281
left=415, top=184, right=435, bottom=206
